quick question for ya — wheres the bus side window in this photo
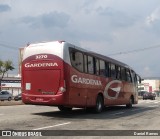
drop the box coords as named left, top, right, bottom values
left=105, top=62, right=110, bottom=77
left=121, top=67, right=126, bottom=81
left=106, top=62, right=110, bottom=77
left=131, top=70, right=137, bottom=84
left=126, top=69, right=132, bottom=82
left=95, top=58, right=100, bottom=75
left=116, top=66, right=121, bottom=80
left=99, top=60, right=105, bottom=77
left=71, top=51, right=76, bottom=61
left=110, top=63, right=116, bottom=79
left=70, top=50, right=84, bottom=72
left=88, top=56, right=94, bottom=74
left=84, top=55, right=88, bottom=73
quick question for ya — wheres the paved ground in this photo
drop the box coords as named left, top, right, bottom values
left=0, top=97, right=157, bottom=106
left=0, top=100, right=23, bottom=106
left=1, top=98, right=160, bottom=138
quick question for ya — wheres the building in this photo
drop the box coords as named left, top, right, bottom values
left=0, top=48, right=24, bottom=96
left=140, top=77, right=160, bottom=96
left=1, top=77, right=21, bottom=96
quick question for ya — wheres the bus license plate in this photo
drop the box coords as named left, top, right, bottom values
left=36, top=98, right=43, bottom=101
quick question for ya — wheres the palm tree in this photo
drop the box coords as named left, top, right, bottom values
left=0, top=60, right=14, bottom=91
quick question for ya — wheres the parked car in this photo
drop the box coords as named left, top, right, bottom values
left=143, top=92, right=156, bottom=100
left=14, top=93, right=22, bottom=101
left=138, top=91, right=148, bottom=99
left=0, top=91, right=12, bottom=101
left=138, top=91, right=147, bottom=97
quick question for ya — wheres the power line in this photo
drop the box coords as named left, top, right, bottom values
left=0, top=40, right=23, bottom=46
left=0, top=43, right=18, bottom=50
left=108, top=44, right=160, bottom=56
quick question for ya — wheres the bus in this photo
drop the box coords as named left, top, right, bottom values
left=21, top=41, right=141, bottom=113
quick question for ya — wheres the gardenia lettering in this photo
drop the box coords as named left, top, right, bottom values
left=71, top=75, right=102, bottom=86
left=25, top=62, right=58, bottom=68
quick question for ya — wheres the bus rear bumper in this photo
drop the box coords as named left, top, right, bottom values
left=22, top=93, right=65, bottom=106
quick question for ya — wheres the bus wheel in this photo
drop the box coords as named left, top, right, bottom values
left=126, top=97, right=133, bottom=108
left=94, top=95, right=104, bottom=113
left=58, top=106, right=72, bottom=112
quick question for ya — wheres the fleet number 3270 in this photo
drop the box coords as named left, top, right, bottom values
left=36, top=55, right=48, bottom=59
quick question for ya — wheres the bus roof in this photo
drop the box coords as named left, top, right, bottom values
left=90, top=51, right=131, bottom=69
left=25, top=41, right=134, bottom=71
left=64, top=41, right=133, bottom=71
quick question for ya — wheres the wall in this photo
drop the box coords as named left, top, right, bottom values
left=1, top=79, right=21, bottom=96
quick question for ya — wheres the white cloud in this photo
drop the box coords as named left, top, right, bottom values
left=145, top=7, right=160, bottom=34
left=19, top=12, right=70, bottom=28
left=96, top=6, right=139, bottom=28
left=0, top=0, right=160, bottom=77
left=146, top=7, right=160, bottom=26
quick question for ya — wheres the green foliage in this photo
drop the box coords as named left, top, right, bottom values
left=0, top=59, right=14, bottom=79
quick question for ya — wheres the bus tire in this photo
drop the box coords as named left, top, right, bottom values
left=94, top=95, right=104, bottom=113
left=126, top=96, right=133, bottom=108
left=58, top=106, right=72, bottom=112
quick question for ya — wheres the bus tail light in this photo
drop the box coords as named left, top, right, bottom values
left=58, top=80, right=66, bottom=93
left=59, top=87, right=66, bottom=93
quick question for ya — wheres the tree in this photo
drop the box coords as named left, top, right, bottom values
left=0, top=60, right=14, bottom=91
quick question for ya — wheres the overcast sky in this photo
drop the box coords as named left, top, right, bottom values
left=0, top=0, right=160, bottom=78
